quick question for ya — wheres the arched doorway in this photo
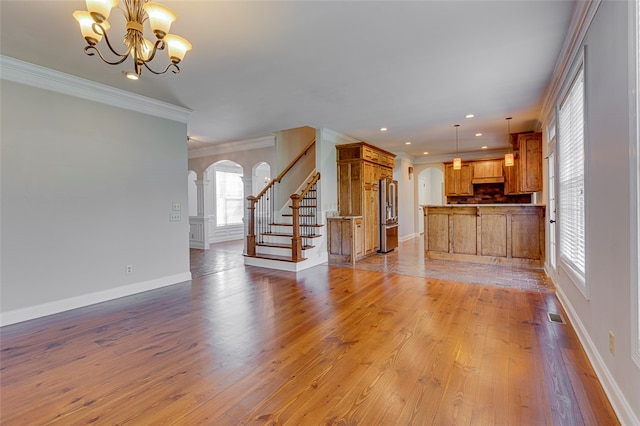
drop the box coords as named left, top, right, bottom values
left=417, top=167, right=444, bottom=234
left=206, top=160, right=245, bottom=243
left=252, top=162, right=271, bottom=196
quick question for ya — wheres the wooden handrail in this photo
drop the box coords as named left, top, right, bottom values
left=252, top=138, right=316, bottom=202
left=298, top=172, right=321, bottom=199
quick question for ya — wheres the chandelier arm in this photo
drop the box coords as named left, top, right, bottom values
left=92, top=22, right=132, bottom=60
left=84, top=45, right=130, bottom=66
left=142, top=60, right=181, bottom=75
left=145, top=39, right=166, bottom=64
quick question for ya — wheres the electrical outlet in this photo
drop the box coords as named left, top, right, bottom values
left=609, top=331, right=615, bottom=355
left=170, top=212, right=181, bottom=222
left=126, top=264, right=133, bottom=275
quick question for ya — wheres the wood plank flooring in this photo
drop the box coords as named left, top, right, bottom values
left=1, top=239, right=618, bottom=425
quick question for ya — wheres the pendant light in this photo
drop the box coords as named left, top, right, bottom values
left=504, top=117, right=514, bottom=167
left=453, top=124, right=462, bottom=170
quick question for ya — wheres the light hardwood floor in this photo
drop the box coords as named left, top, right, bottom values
left=1, top=239, right=618, bottom=424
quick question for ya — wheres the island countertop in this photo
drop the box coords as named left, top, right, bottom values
left=423, top=205, right=545, bottom=266
left=423, top=204, right=545, bottom=207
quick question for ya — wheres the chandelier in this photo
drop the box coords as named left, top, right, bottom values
left=73, top=0, right=192, bottom=76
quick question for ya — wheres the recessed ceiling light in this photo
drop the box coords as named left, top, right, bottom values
left=481, top=145, right=488, bottom=149
left=380, top=127, right=388, bottom=132
left=475, top=133, right=482, bottom=137
left=405, top=141, right=411, bottom=145
left=423, top=151, right=429, bottom=155
left=123, top=71, right=139, bottom=81
left=465, top=114, right=474, bottom=118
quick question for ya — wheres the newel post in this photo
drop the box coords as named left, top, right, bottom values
left=290, top=194, right=303, bottom=261
left=246, top=195, right=257, bottom=256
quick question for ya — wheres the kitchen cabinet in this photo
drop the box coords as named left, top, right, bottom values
left=504, top=154, right=521, bottom=195
left=444, top=163, right=473, bottom=196
left=335, top=142, right=395, bottom=258
left=504, top=133, right=542, bottom=194
left=472, top=159, right=504, bottom=184
left=518, top=133, right=542, bottom=193
left=327, top=216, right=364, bottom=263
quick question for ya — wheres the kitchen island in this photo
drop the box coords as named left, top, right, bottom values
left=423, top=204, right=545, bottom=267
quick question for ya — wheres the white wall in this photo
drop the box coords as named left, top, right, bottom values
left=1, top=79, right=191, bottom=323
left=542, top=2, right=639, bottom=423
left=394, top=153, right=416, bottom=242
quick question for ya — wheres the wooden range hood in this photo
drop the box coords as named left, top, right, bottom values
left=471, top=159, right=505, bottom=184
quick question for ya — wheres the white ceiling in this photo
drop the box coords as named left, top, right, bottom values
left=0, top=0, right=575, bottom=160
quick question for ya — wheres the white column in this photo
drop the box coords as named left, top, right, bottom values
left=190, top=179, right=211, bottom=250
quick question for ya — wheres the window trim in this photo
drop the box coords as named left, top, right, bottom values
left=557, top=47, right=589, bottom=299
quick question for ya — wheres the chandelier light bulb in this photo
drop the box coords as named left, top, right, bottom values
left=73, top=11, right=110, bottom=45
left=143, top=2, right=177, bottom=39
left=164, top=34, right=192, bottom=63
left=85, top=0, right=118, bottom=23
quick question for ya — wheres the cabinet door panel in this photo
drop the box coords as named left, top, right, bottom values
left=458, top=164, right=473, bottom=195
left=511, top=214, right=541, bottom=259
left=480, top=214, right=507, bottom=257
left=428, top=214, right=449, bottom=252
left=504, top=156, right=521, bottom=195
left=519, top=133, right=542, bottom=193
left=364, top=188, right=379, bottom=254
left=452, top=214, right=477, bottom=254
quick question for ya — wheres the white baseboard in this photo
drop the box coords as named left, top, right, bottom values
left=0, top=272, right=192, bottom=327
left=400, top=233, right=418, bottom=243
left=555, top=285, right=640, bottom=426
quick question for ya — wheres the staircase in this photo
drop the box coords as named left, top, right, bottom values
left=245, top=139, right=326, bottom=271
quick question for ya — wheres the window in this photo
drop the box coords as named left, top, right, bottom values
left=215, top=170, right=244, bottom=226
left=558, top=66, right=586, bottom=293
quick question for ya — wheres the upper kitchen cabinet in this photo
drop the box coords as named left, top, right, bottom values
left=472, top=159, right=505, bottom=184
left=504, top=154, right=521, bottom=195
left=444, top=163, right=473, bottom=196
left=518, top=133, right=542, bottom=193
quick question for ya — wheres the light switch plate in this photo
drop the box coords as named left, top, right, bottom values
left=172, top=202, right=181, bottom=211
left=170, top=213, right=181, bottom=222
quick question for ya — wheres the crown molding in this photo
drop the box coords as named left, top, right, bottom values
left=539, top=0, right=601, bottom=123
left=318, top=127, right=360, bottom=144
left=0, top=55, right=192, bottom=123
left=413, top=148, right=510, bottom=165
left=393, top=151, right=415, bottom=164
left=188, top=135, right=276, bottom=159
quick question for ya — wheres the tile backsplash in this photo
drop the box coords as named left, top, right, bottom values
left=447, top=183, right=532, bottom=204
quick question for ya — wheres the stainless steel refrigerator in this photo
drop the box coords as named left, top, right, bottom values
left=379, top=178, right=399, bottom=253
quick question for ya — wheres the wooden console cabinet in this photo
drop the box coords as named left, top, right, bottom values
left=335, top=142, right=395, bottom=257
left=424, top=205, right=545, bottom=266
left=327, top=216, right=363, bottom=263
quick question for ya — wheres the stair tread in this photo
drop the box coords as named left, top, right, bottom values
left=244, top=253, right=307, bottom=263
left=257, top=242, right=314, bottom=250
left=262, top=232, right=323, bottom=238
left=270, top=222, right=323, bottom=228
